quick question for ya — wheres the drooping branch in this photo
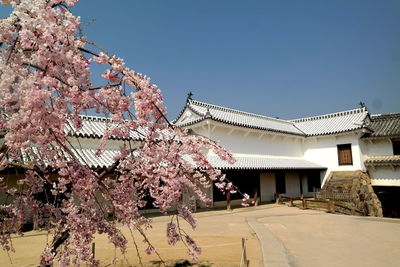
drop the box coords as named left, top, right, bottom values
left=88, top=84, right=121, bottom=91
left=0, top=1, right=237, bottom=265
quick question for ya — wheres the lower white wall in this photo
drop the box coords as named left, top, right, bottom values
left=260, top=172, right=303, bottom=201
left=369, top=168, right=400, bottom=186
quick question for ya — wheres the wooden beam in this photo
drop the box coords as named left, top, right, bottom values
left=226, top=191, right=231, bottom=210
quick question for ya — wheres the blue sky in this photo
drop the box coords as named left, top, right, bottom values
left=1, top=1, right=399, bottom=120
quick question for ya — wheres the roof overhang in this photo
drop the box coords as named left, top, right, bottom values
left=207, top=154, right=327, bottom=170
left=365, top=155, right=400, bottom=168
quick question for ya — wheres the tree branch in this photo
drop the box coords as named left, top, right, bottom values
left=78, top=47, right=98, bottom=57
left=88, top=83, right=120, bottom=91
left=22, top=62, right=72, bottom=87
left=6, top=24, right=21, bottom=65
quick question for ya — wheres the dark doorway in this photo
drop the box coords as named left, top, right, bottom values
left=374, top=186, right=400, bottom=218
left=307, top=170, right=321, bottom=192
left=213, top=170, right=260, bottom=201
left=275, top=171, right=286, bottom=194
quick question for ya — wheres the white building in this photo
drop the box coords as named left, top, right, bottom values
left=174, top=96, right=400, bottom=214
left=362, top=113, right=400, bottom=216
left=2, top=97, right=398, bottom=215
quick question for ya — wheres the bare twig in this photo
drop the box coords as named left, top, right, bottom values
left=6, top=24, right=21, bottom=65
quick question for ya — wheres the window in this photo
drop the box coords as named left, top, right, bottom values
left=337, top=144, right=353, bottom=165
left=393, top=140, right=400, bottom=155
left=275, top=172, right=286, bottom=194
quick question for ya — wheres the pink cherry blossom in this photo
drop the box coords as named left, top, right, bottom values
left=0, top=0, right=242, bottom=266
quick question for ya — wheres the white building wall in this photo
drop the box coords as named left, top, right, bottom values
left=369, top=168, right=400, bottom=186
left=209, top=124, right=303, bottom=157
left=362, top=139, right=400, bottom=187
left=68, top=138, right=128, bottom=150
left=363, top=139, right=394, bottom=157
left=303, top=133, right=364, bottom=184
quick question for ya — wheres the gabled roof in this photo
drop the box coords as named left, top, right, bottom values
left=362, top=113, right=400, bottom=139
left=291, top=107, right=369, bottom=136
left=174, top=97, right=369, bottom=137
left=175, top=99, right=305, bottom=136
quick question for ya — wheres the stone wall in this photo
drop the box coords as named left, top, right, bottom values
left=321, top=171, right=383, bottom=217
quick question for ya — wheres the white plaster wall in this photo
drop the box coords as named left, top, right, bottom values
left=190, top=126, right=210, bottom=138
left=68, top=138, right=129, bottom=150
left=175, top=107, right=201, bottom=124
left=362, top=139, right=394, bottom=157
left=369, top=168, right=400, bottom=186
left=362, top=139, right=400, bottom=187
left=303, top=134, right=364, bottom=184
left=285, top=172, right=301, bottom=197
left=260, top=173, right=276, bottom=202
left=209, top=124, right=303, bottom=157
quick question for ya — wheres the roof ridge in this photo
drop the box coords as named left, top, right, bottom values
left=371, top=112, right=400, bottom=120
left=190, top=99, right=294, bottom=125
left=290, top=107, right=367, bottom=123
left=78, top=114, right=110, bottom=121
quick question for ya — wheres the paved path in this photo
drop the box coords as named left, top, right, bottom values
left=247, top=216, right=293, bottom=267
left=246, top=204, right=400, bottom=267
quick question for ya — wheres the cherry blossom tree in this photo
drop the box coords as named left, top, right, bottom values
left=0, top=0, right=237, bottom=265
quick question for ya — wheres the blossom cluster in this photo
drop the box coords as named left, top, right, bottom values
left=0, top=0, right=237, bottom=266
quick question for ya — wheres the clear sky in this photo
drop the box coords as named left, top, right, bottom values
left=1, top=1, right=399, bottom=120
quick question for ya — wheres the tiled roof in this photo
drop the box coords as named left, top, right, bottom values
left=175, top=99, right=305, bottom=136
left=18, top=146, right=121, bottom=169
left=365, top=155, right=400, bottom=167
left=363, top=113, right=400, bottom=138
left=291, top=107, right=369, bottom=136
left=71, top=147, right=120, bottom=168
left=18, top=146, right=139, bottom=169
left=207, top=154, right=325, bottom=170
left=21, top=146, right=325, bottom=170
left=65, top=115, right=146, bottom=140
left=175, top=98, right=369, bottom=137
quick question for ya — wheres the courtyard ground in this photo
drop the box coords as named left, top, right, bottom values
left=1, top=204, right=400, bottom=266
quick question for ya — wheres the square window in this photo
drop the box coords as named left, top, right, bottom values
left=337, top=144, right=353, bottom=165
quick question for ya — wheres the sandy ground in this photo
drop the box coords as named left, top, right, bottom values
left=2, top=204, right=400, bottom=267
left=0, top=205, right=264, bottom=267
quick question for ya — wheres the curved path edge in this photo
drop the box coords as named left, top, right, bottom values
left=246, top=216, right=295, bottom=267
